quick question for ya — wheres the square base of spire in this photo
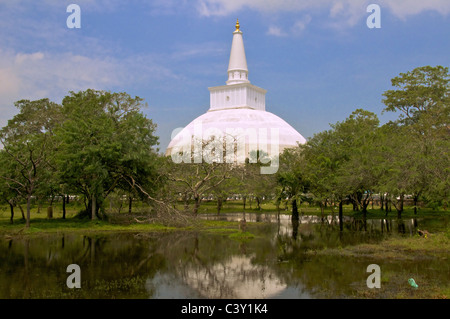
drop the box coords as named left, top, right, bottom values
left=208, top=83, right=267, bottom=112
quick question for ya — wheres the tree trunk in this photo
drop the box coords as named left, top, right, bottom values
left=392, top=194, right=404, bottom=219
left=117, top=198, right=123, bottom=214
left=397, top=194, right=404, bottom=219
left=128, top=195, right=133, bottom=214
left=9, top=202, right=14, bottom=224
left=193, top=195, right=201, bottom=215
left=243, top=196, right=246, bottom=210
left=256, top=197, right=261, bottom=210
left=62, top=195, right=66, bottom=219
left=292, top=198, right=299, bottom=221
left=26, top=194, right=31, bottom=228
left=350, top=195, right=357, bottom=211
left=320, top=202, right=324, bottom=219
left=47, top=206, right=53, bottom=219
left=276, top=199, right=280, bottom=221
left=217, top=197, right=223, bottom=214
left=413, top=194, right=419, bottom=215
left=362, top=195, right=369, bottom=219
left=339, top=200, right=343, bottom=232
left=91, top=194, right=96, bottom=220
left=18, top=203, right=25, bottom=220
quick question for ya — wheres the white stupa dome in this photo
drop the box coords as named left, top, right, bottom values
left=166, top=108, right=306, bottom=156
left=165, top=19, right=306, bottom=165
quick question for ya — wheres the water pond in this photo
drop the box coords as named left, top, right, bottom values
left=0, top=213, right=448, bottom=299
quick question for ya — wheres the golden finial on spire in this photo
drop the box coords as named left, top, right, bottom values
left=235, top=18, right=240, bottom=31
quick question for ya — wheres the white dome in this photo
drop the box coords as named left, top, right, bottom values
left=165, top=108, right=306, bottom=158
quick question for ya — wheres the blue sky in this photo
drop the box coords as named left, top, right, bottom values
left=0, top=0, right=449, bottom=152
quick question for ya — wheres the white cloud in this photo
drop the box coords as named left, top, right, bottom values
left=1, top=50, right=120, bottom=98
left=267, top=15, right=312, bottom=37
left=197, top=0, right=450, bottom=22
left=0, top=49, right=182, bottom=128
left=379, top=0, right=450, bottom=18
left=0, top=49, right=121, bottom=125
left=0, top=1, right=213, bottom=129
left=267, top=26, right=288, bottom=37
left=0, top=0, right=125, bottom=12
left=197, top=0, right=368, bottom=17
left=170, top=42, right=227, bottom=60
left=330, top=1, right=345, bottom=17
left=291, top=15, right=312, bottom=35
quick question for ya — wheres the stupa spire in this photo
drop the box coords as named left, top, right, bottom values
left=227, top=19, right=249, bottom=85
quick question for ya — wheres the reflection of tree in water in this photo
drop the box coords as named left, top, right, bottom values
left=79, top=236, right=107, bottom=264
left=0, top=233, right=170, bottom=298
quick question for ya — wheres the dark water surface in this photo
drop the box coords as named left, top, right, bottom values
left=0, top=213, right=448, bottom=298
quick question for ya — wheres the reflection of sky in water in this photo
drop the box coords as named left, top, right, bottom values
left=146, top=273, right=202, bottom=299
left=146, top=255, right=311, bottom=299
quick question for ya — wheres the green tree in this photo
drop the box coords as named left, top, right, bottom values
left=0, top=151, right=21, bottom=223
left=277, top=147, right=309, bottom=220
left=376, top=123, right=412, bottom=217
left=301, top=128, right=346, bottom=222
left=0, top=98, right=61, bottom=227
left=334, top=109, right=380, bottom=216
left=55, top=89, right=159, bottom=219
left=166, top=160, right=233, bottom=215
left=382, top=65, right=450, bottom=211
left=382, top=65, right=449, bottom=126
left=301, top=109, right=380, bottom=224
left=243, top=150, right=278, bottom=212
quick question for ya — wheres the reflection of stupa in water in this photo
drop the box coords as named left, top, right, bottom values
left=148, top=255, right=295, bottom=299
left=180, top=255, right=286, bottom=299
left=166, top=20, right=306, bottom=162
